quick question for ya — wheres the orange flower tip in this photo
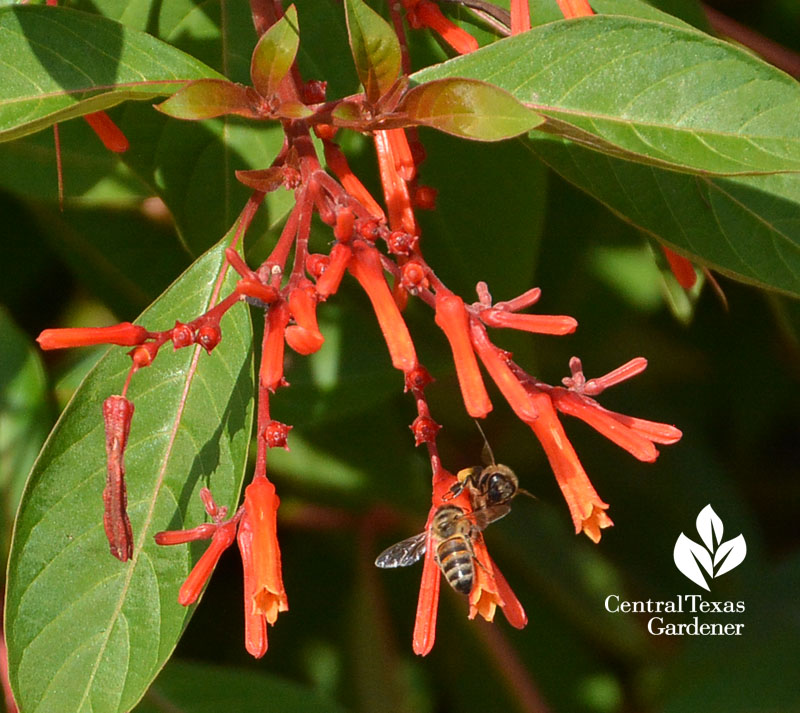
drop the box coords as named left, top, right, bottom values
left=580, top=507, right=614, bottom=543
left=285, top=325, right=325, bottom=355
left=468, top=590, right=498, bottom=623
left=37, top=322, right=149, bottom=349
left=254, top=588, right=290, bottom=623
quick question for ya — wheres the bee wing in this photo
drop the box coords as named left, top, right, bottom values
left=375, top=532, right=428, bottom=568
left=469, top=504, right=511, bottom=531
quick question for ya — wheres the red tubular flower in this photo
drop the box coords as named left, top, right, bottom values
left=37, top=322, right=149, bottom=349
left=386, top=128, right=416, bottom=182
left=480, top=308, right=578, bottom=336
left=238, top=477, right=288, bottom=658
left=334, top=206, right=355, bottom=242
left=237, top=515, right=267, bottom=658
left=550, top=389, right=682, bottom=462
left=406, top=0, right=479, bottom=55
left=316, top=243, right=352, bottom=299
left=564, top=356, right=647, bottom=395
left=556, top=0, right=595, bottom=18
left=323, top=140, right=386, bottom=220
left=662, top=246, right=698, bottom=289
left=285, top=280, right=325, bottom=355
left=413, top=539, right=442, bottom=656
left=374, top=130, right=417, bottom=234
left=510, top=0, right=531, bottom=34
left=83, top=111, right=129, bottom=153
left=469, top=318, right=539, bottom=422
left=349, top=242, right=418, bottom=371
left=525, top=391, right=613, bottom=542
left=236, top=279, right=279, bottom=305
left=154, top=523, right=218, bottom=545
left=434, top=293, right=492, bottom=418
left=177, top=521, right=237, bottom=606
left=260, top=300, right=291, bottom=391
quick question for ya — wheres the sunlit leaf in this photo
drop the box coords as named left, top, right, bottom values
left=413, top=16, right=800, bottom=175
left=344, top=0, right=401, bottom=104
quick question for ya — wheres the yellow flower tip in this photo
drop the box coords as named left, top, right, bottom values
left=581, top=506, right=614, bottom=543
left=253, top=587, right=290, bottom=624
left=468, top=588, right=498, bottom=623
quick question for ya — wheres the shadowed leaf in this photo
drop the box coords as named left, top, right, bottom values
left=0, top=5, right=221, bottom=142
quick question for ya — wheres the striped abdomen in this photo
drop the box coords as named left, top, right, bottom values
left=436, top=535, right=474, bottom=595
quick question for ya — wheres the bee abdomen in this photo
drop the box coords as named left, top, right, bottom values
left=437, top=538, right=474, bottom=595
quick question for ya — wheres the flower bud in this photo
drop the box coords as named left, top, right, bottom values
left=197, top=324, right=222, bottom=353
left=38, top=322, right=149, bottom=350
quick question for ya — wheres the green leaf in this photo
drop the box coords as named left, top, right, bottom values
left=0, top=5, right=222, bottom=142
left=530, top=136, right=800, bottom=297
left=250, top=4, right=300, bottom=98
left=134, top=660, right=351, bottom=713
left=0, top=307, right=52, bottom=559
left=401, top=78, right=543, bottom=141
left=344, top=0, right=401, bottom=104
left=5, top=237, right=254, bottom=713
left=155, top=79, right=257, bottom=120
left=413, top=15, right=800, bottom=176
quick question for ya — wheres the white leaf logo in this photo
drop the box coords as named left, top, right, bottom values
left=673, top=504, right=746, bottom=589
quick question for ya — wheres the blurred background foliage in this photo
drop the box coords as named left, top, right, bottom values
left=1, top=0, right=799, bottom=712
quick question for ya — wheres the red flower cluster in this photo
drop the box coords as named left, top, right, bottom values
left=35, top=1, right=684, bottom=659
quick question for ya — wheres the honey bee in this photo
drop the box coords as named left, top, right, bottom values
left=448, top=422, right=533, bottom=513
left=374, top=501, right=509, bottom=594
left=375, top=424, right=532, bottom=594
